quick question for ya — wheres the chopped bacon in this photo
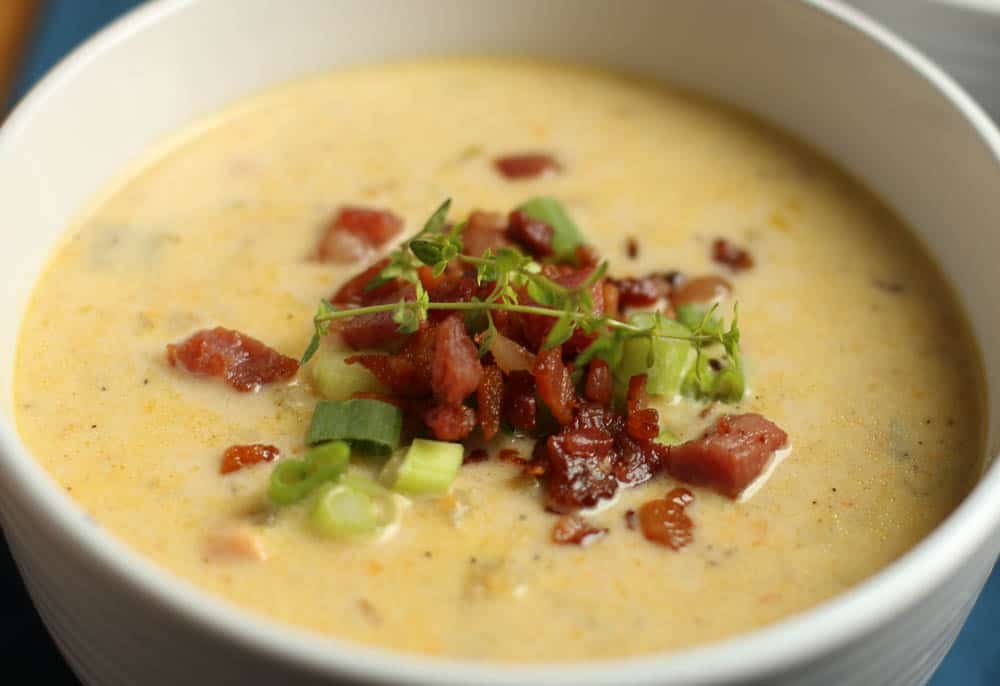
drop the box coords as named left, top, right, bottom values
left=602, top=281, right=620, bottom=320
left=494, top=153, right=560, bottom=180
left=347, top=353, right=420, bottom=395
left=464, top=448, right=489, bottom=464
left=670, top=275, right=731, bottom=307
left=583, top=359, right=613, bottom=406
left=166, top=327, right=298, bottom=392
left=613, top=433, right=667, bottom=486
left=498, top=448, right=528, bottom=466
left=638, top=488, right=695, bottom=550
left=462, top=211, right=512, bottom=257
left=668, top=413, right=787, bottom=498
left=712, top=238, right=754, bottom=271
left=626, top=374, right=649, bottom=414
left=316, top=207, right=402, bottom=263
left=521, top=264, right=604, bottom=354
left=220, top=444, right=280, bottom=474
left=333, top=206, right=403, bottom=247
left=533, top=346, right=576, bottom=425
left=431, top=316, right=482, bottom=405
left=423, top=403, right=476, bottom=441
left=545, top=431, right=618, bottom=512
left=563, top=427, right=615, bottom=457
left=476, top=365, right=504, bottom=441
left=330, top=258, right=390, bottom=306
left=611, top=276, right=669, bottom=308
left=337, top=280, right=416, bottom=350
left=575, top=244, right=601, bottom=268
left=625, top=375, right=659, bottom=441
left=551, top=515, right=608, bottom=546
left=506, top=210, right=555, bottom=258
left=504, top=370, right=538, bottom=432
left=487, top=332, right=536, bottom=374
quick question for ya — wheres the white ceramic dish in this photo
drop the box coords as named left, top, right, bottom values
left=1, top=1, right=998, bottom=684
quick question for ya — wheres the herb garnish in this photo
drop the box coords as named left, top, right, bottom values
left=301, top=199, right=741, bottom=389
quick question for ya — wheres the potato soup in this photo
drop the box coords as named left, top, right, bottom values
left=13, top=59, right=984, bottom=662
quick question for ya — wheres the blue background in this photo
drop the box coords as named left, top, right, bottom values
left=2, top=1, right=997, bottom=683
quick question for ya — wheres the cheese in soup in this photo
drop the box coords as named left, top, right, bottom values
left=14, top=59, right=983, bottom=661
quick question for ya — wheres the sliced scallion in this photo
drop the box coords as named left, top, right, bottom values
left=309, top=475, right=398, bottom=540
left=516, top=196, right=584, bottom=260
left=616, top=313, right=696, bottom=399
left=268, top=440, right=350, bottom=505
left=387, top=438, right=463, bottom=496
left=306, top=399, right=402, bottom=455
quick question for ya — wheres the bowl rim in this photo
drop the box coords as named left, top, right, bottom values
left=1, top=0, right=999, bottom=683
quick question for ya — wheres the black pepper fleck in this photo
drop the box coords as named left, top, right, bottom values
left=90, top=424, right=97, bottom=429
left=469, top=556, right=477, bottom=564
left=143, top=378, right=149, bottom=385
left=423, top=551, right=432, bottom=559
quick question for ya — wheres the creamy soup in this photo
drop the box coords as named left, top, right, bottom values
left=14, top=59, right=984, bottom=661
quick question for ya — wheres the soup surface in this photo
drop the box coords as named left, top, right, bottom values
left=14, top=59, right=983, bottom=661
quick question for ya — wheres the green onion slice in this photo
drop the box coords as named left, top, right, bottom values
left=268, top=440, right=350, bottom=505
left=309, top=476, right=398, bottom=540
left=516, top=196, right=584, bottom=261
left=306, top=399, right=402, bottom=455
left=388, top=438, right=463, bottom=496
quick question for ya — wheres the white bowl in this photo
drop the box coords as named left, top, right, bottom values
left=1, top=1, right=998, bottom=684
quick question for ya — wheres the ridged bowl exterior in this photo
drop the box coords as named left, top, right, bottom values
left=1, top=1, right=999, bottom=685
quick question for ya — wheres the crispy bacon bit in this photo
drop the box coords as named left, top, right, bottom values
left=494, top=153, right=560, bottom=180
left=507, top=210, right=555, bottom=257
left=220, top=444, right=280, bottom=474
left=575, top=244, right=601, bottom=268
left=625, top=237, right=640, bottom=259
left=476, top=365, right=504, bottom=441
left=584, top=359, right=613, bottom=406
left=487, top=333, right=536, bottom=374
left=498, top=448, right=528, bottom=466
left=612, top=276, right=669, bottom=308
left=624, top=509, right=638, bottom=530
left=432, top=316, right=482, bottom=405
left=627, top=409, right=660, bottom=441
left=545, top=431, right=619, bottom=512
left=551, top=515, right=608, bottom=546
left=602, top=281, right=620, bottom=320
left=334, top=206, right=403, bottom=247
left=330, top=258, right=390, bottom=306
left=166, top=327, right=298, bottom=392
left=533, top=346, right=576, bottom=425
left=670, top=275, right=731, bottom=307
left=563, top=427, right=615, bottom=457
left=712, top=238, right=753, bottom=271
left=668, top=413, right=788, bottom=498
left=424, top=404, right=477, bottom=441
left=347, top=353, right=419, bottom=395
left=316, top=207, right=402, bottom=263
left=626, top=374, right=649, bottom=414
left=638, top=487, right=695, bottom=550
left=338, top=281, right=417, bottom=350
left=504, top=370, right=538, bottom=432
left=462, top=211, right=511, bottom=257
left=613, top=433, right=667, bottom=486
left=464, top=448, right=489, bottom=464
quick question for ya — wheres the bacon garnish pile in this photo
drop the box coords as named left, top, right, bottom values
left=315, top=206, right=403, bottom=263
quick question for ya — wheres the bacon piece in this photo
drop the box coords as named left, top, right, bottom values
left=346, top=353, right=419, bottom=395
left=545, top=431, right=618, bottom=512
left=584, top=359, right=613, bottom=406
left=638, top=488, right=694, bottom=550
left=337, top=280, right=417, bottom=350
left=602, top=281, right=620, bottom=320
left=494, top=153, right=560, bottom=180
left=487, top=333, right=536, bottom=374
left=476, top=365, right=504, bottom=441
left=533, top=346, right=576, bottom=426
left=504, top=370, right=538, bottom=432
left=625, top=376, right=659, bottom=441
left=330, top=258, right=391, bottom=306
left=431, top=316, right=482, bottom=405
left=626, top=373, right=649, bottom=414
left=668, top=413, right=788, bottom=498
left=563, top=427, right=614, bottom=458
left=426, top=275, right=479, bottom=323
left=333, top=206, right=403, bottom=247
left=167, top=327, right=298, bottom=392
left=551, top=515, right=608, bottom=546
left=506, top=210, right=555, bottom=258
left=575, top=244, right=601, bottom=268
left=670, top=275, right=731, bottom=307
left=498, top=448, right=528, bottom=466
left=521, top=264, right=604, bottom=354
left=611, top=276, right=669, bottom=308
left=462, top=211, right=512, bottom=257
left=220, top=444, right=280, bottom=474
left=614, top=433, right=667, bottom=486
left=712, top=238, right=754, bottom=271
left=423, top=403, right=476, bottom=441
left=464, top=448, right=489, bottom=464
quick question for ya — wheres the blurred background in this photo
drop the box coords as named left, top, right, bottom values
left=0, top=1, right=997, bottom=684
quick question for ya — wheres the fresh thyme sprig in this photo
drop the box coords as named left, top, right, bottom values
left=301, top=199, right=741, bottom=379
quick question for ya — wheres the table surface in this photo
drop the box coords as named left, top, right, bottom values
left=2, top=1, right=998, bottom=684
